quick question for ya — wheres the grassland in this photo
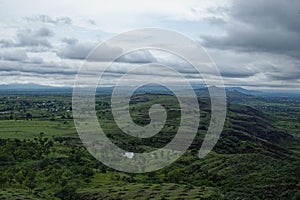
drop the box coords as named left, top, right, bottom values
left=0, top=120, right=76, bottom=139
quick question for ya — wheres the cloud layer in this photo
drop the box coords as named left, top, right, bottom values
left=0, top=1, right=299, bottom=91
left=201, top=0, right=300, bottom=90
left=203, top=0, right=300, bottom=58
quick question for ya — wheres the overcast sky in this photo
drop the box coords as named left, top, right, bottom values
left=0, top=0, right=299, bottom=91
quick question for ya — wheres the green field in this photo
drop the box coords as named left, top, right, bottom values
left=0, top=120, right=76, bottom=139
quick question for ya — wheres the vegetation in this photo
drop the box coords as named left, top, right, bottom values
left=0, top=91, right=299, bottom=199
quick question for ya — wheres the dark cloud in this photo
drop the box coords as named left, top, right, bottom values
left=116, top=50, right=157, bottom=63
left=26, top=15, right=72, bottom=25
left=266, top=69, right=300, bottom=81
left=269, top=73, right=300, bottom=81
left=0, top=60, right=77, bottom=76
left=56, top=41, right=157, bottom=63
left=16, top=27, right=53, bottom=48
left=0, top=46, right=47, bottom=64
left=17, top=34, right=51, bottom=48
left=202, top=0, right=300, bottom=58
left=220, top=70, right=257, bottom=78
left=56, top=42, right=98, bottom=60
left=225, top=82, right=300, bottom=89
left=0, top=39, right=15, bottom=48
left=0, top=49, right=28, bottom=62
left=0, top=27, right=54, bottom=50
left=34, top=27, right=54, bottom=37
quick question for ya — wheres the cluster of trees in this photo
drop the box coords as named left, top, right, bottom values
left=0, top=135, right=104, bottom=199
left=0, top=96, right=73, bottom=121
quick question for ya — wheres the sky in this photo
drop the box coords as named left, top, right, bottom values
left=0, top=0, right=299, bottom=91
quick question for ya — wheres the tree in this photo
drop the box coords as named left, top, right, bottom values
left=55, top=185, right=79, bottom=200
left=0, top=170, right=8, bottom=189
left=39, top=132, right=44, bottom=139
left=26, top=113, right=32, bottom=120
left=24, top=171, right=36, bottom=192
left=15, top=170, right=25, bottom=185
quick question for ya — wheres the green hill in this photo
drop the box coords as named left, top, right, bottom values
left=0, top=92, right=299, bottom=199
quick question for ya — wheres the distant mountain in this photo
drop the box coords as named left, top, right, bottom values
left=227, top=87, right=300, bottom=98
left=226, top=87, right=263, bottom=96
left=0, top=83, right=59, bottom=90
left=0, top=83, right=298, bottom=98
left=0, top=83, right=72, bottom=95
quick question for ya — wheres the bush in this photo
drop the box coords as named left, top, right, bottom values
left=55, top=185, right=79, bottom=200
